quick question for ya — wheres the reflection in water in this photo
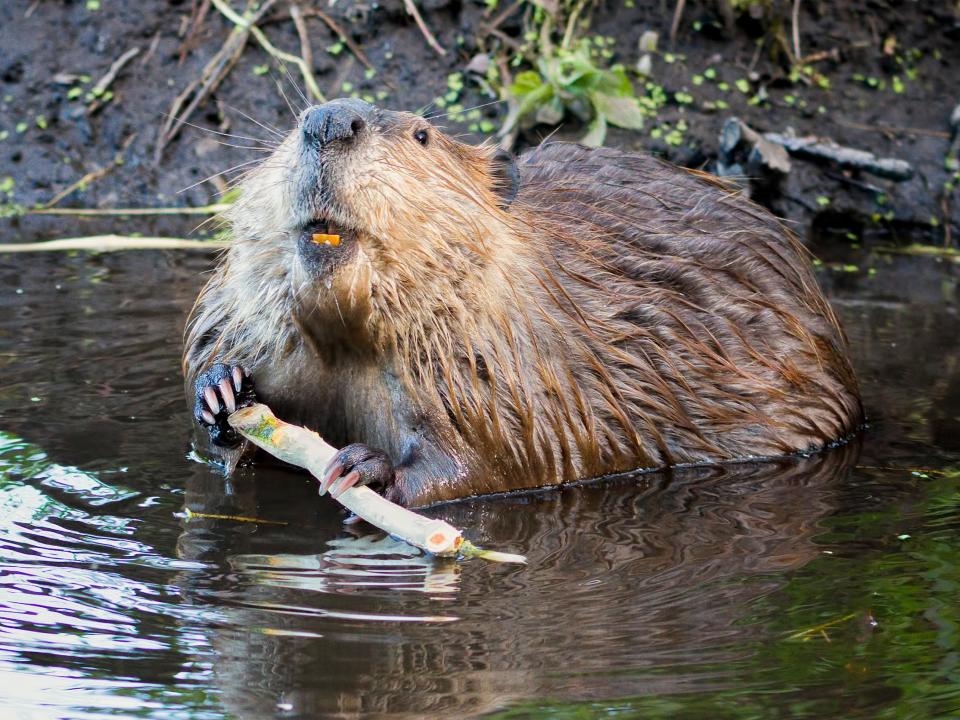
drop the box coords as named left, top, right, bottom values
left=0, top=250, right=957, bottom=718
left=234, top=536, right=464, bottom=599
left=173, top=445, right=861, bottom=719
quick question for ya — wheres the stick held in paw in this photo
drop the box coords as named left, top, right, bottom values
left=227, top=404, right=526, bottom=563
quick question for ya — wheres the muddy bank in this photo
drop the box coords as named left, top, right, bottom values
left=1, top=0, right=958, bottom=243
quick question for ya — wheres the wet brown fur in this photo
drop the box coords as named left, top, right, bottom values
left=183, top=106, right=862, bottom=507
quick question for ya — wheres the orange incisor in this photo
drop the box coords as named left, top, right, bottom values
left=312, top=233, right=341, bottom=246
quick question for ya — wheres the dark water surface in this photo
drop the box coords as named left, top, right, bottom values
left=0, top=248, right=958, bottom=719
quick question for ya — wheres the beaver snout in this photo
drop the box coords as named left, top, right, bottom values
left=300, top=99, right=374, bottom=148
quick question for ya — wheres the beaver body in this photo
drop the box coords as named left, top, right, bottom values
left=184, top=100, right=862, bottom=507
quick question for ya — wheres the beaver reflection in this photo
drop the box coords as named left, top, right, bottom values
left=174, top=443, right=859, bottom=719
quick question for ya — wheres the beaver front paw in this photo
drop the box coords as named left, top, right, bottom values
left=319, top=443, right=394, bottom=499
left=194, top=363, right=257, bottom=448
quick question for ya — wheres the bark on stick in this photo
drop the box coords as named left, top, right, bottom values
left=228, top=404, right=526, bottom=563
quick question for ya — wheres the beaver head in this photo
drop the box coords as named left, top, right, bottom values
left=223, top=99, right=521, bottom=353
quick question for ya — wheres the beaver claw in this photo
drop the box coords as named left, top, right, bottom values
left=194, top=363, right=256, bottom=448
left=319, top=444, right=394, bottom=499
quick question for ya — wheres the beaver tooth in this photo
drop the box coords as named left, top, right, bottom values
left=311, top=232, right=341, bottom=246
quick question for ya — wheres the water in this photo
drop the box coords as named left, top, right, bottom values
left=0, top=247, right=958, bottom=719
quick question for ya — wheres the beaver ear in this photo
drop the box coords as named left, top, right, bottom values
left=490, top=148, right=520, bottom=209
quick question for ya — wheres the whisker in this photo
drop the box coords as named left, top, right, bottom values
left=272, top=72, right=304, bottom=123
left=159, top=112, right=279, bottom=146
left=332, top=288, right=346, bottom=328
left=207, top=139, right=276, bottom=152
left=191, top=212, right=228, bottom=235
left=426, top=99, right=505, bottom=121
left=416, top=99, right=438, bottom=117
left=220, top=102, right=287, bottom=138
left=278, top=62, right=311, bottom=110
left=177, top=157, right=267, bottom=194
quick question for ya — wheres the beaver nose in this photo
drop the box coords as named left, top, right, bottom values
left=300, top=100, right=372, bottom=147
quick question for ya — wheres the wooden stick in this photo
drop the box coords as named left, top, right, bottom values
left=403, top=0, right=447, bottom=57
left=183, top=507, right=287, bottom=525
left=669, top=0, right=686, bottom=47
left=87, top=46, right=141, bottom=115
left=210, top=0, right=325, bottom=102
left=29, top=203, right=230, bottom=217
left=791, top=0, right=802, bottom=63
left=228, top=404, right=526, bottom=563
left=288, top=5, right=313, bottom=84
left=156, top=0, right=278, bottom=162
left=0, top=236, right=229, bottom=253
left=764, top=131, right=914, bottom=181
left=156, top=3, right=262, bottom=161
left=42, top=164, right=118, bottom=210
left=874, top=244, right=960, bottom=263
left=301, top=7, right=376, bottom=73
left=41, top=133, right=138, bottom=209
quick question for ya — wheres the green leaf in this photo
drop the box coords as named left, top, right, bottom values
left=509, top=71, right=543, bottom=97
left=580, top=113, right=607, bottom=147
left=500, top=83, right=554, bottom=135
left=591, top=93, right=644, bottom=130
left=589, top=67, right=632, bottom=97
left=515, top=83, right=554, bottom=119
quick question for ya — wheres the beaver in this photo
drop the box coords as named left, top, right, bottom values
left=183, top=99, right=863, bottom=508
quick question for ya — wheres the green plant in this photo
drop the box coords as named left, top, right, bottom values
left=501, top=38, right=643, bottom=146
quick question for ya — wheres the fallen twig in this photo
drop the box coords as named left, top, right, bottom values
left=43, top=166, right=117, bottom=210
left=288, top=4, right=314, bottom=84
left=183, top=507, right=287, bottom=524
left=156, top=0, right=278, bottom=162
left=142, top=31, right=162, bottom=67
left=29, top=202, right=230, bottom=217
left=228, top=404, right=526, bottom=563
left=178, top=0, right=212, bottom=65
left=495, top=56, right=520, bottom=151
left=210, top=0, right=324, bottom=102
left=403, top=0, right=447, bottom=57
left=41, top=133, right=137, bottom=209
left=0, top=236, right=228, bottom=253
left=791, top=0, right=802, bottom=63
left=874, top=244, right=960, bottom=263
left=669, top=0, right=686, bottom=47
left=786, top=612, right=858, bottom=642
left=561, top=0, right=590, bottom=51
left=87, top=46, right=141, bottom=115
left=483, top=0, right=523, bottom=31
left=764, top=130, right=914, bottom=181
left=301, top=7, right=376, bottom=73
left=720, top=117, right=792, bottom=175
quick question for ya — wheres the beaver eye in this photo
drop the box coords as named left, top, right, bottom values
left=414, top=129, right=429, bottom=146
